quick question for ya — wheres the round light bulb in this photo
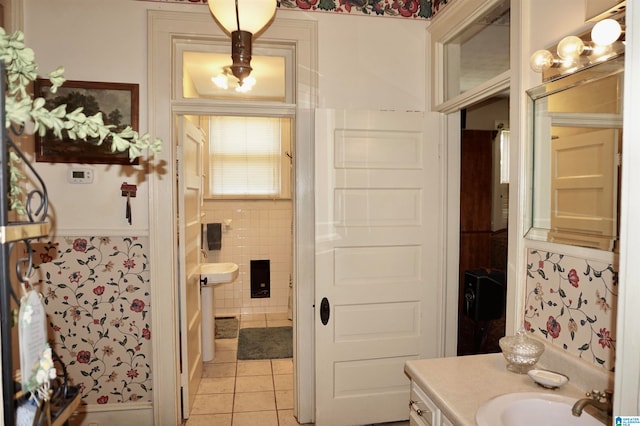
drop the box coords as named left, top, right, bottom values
left=588, top=43, right=613, bottom=61
left=212, top=74, right=228, bottom=90
left=557, top=36, right=585, bottom=59
left=591, top=19, right=622, bottom=46
left=235, top=75, right=256, bottom=93
left=529, top=49, right=555, bottom=73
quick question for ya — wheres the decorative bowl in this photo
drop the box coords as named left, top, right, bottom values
left=499, top=329, right=545, bottom=374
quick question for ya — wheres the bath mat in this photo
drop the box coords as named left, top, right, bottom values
left=215, top=317, right=238, bottom=339
left=237, top=326, right=293, bottom=360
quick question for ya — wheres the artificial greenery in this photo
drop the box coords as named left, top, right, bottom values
left=0, top=28, right=163, bottom=214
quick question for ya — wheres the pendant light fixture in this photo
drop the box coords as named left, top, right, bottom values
left=208, top=0, right=277, bottom=86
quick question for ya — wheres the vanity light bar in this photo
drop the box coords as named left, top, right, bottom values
left=530, top=16, right=625, bottom=82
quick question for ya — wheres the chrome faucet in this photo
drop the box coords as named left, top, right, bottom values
left=572, top=389, right=613, bottom=418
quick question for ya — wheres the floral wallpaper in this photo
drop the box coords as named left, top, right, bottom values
left=524, top=249, right=617, bottom=371
left=140, top=0, right=451, bottom=19
left=30, top=236, right=152, bottom=405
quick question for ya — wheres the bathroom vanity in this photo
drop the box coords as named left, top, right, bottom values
left=404, top=353, right=606, bottom=425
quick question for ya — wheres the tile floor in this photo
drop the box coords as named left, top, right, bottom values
left=185, top=312, right=409, bottom=426
left=185, top=312, right=298, bottom=426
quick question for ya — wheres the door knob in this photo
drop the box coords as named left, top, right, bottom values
left=320, top=297, right=330, bottom=325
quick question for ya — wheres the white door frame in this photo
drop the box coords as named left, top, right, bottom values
left=147, top=10, right=317, bottom=424
left=428, top=0, right=522, bottom=356
left=614, top=0, right=640, bottom=415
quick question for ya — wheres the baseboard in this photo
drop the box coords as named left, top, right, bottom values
left=67, top=402, right=154, bottom=426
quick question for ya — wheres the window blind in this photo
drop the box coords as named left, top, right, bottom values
left=209, top=116, right=283, bottom=197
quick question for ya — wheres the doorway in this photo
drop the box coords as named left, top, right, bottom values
left=457, top=96, right=509, bottom=355
left=179, top=89, right=296, bottom=426
left=148, top=11, right=317, bottom=425
left=176, top=113, right=297, bottom=423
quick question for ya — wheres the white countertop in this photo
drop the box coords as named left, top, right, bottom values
left=404, top=353, right=590, bottom=426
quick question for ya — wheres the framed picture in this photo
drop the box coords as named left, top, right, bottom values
left=34, top=79, right=139, bottom=165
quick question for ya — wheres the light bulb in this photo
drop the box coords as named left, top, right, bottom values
left=530, top=50, right=555, bottom=73
left=591, top=19, right=622, bottom=46
left=557, top=36, right=585, bottom=59
left=588, top=43, right=613, bottom=62
left=212, top=74, right=229, bottom=90
left=243, top=76, right=256, bottom=88
left=235, top=75, right=256, bottom=93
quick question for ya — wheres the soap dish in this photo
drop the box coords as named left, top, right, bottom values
left=528, top=369, right=569, bottom=389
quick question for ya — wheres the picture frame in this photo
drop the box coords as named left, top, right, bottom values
left=34, top=79, right=139, bottom=165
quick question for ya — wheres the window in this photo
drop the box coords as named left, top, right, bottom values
left=207, top=116, right=291, bottom=199
left=428, top=0, right=510, bottom=111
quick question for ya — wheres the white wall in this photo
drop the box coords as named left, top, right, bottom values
left=22, top=0, right=159, bottom=233
left=310, top=11, right=426, bottom=111
left=465, top=97, right=509, bottom=130
left=20, top=2, right=427, bottom=235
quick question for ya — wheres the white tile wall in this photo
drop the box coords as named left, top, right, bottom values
left=203, top=200, right=293, bottom=316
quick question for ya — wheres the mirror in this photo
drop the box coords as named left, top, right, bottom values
left=526, top=55, right=623, bottom=251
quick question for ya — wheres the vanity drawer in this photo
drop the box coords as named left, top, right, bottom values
left=409, top=381, right=438, bottom=426
left=409, top=409, right=432, bottom=426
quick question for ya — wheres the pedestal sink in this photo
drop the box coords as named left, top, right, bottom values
left=200, top=262, right=238, bottom=362
left=200, top=262, right=239, bottom=285
left=476, top=392, right=602, bottom=426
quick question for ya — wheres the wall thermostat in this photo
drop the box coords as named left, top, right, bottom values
left=67, top=168, right=94, bottom=184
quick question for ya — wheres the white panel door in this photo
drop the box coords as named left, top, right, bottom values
left=178, top=117, right=204, bottom=419
left=549, top=128, right=618, bottom=249
left=315, top=109, right=442, bottom=425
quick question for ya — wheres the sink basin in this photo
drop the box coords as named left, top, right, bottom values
left=200, top=262, right=239, bottom=285
left=476, top=392, right=602, bottom=426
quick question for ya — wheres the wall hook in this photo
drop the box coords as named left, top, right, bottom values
left=120, top=182, right=137, bottom=225
left=120, top=183, right=137, bottom=197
